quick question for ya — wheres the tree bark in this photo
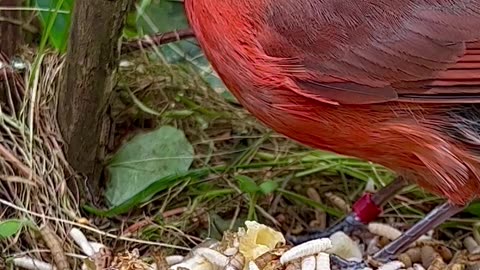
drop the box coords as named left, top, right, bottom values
left=0, top=0, right=24, bottom=105
left=59, top=0, right=131, bottom=200
left=0, top=0, right=23, bottom=58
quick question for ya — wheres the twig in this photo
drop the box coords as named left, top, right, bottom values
left=270, top=174, right=293, bottom=214
left=122, top=28, right=195, bottom=54
left=162, top=207, right=188, bottom=218
left=39, top=225, right=70, bottom=270
left=9, top=249, right=87, bottom=260
left=255, top=205, right=280, bottom=226
left=121, top=218, right=153, bottom=237
left=229, top=201, right=241, bottom=231
left=0, top=143, right=40, bottom=184
left=0, top=198, right=191, bottom=251
left=0, top=15, right=38, bottom=33
left=0, top=175, right=37, bottom=186
left=0, top=65, right=16, bottom=81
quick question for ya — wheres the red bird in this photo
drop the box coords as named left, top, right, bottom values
left=185, top=0, right=480, bottom=266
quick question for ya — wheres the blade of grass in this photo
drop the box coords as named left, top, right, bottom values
left=83, top=169, right=210, bottom=217
left=278, top=188, right=343, bottom=217
left=247, top=193, right=257, bottom=220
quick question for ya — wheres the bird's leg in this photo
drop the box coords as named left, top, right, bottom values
left=288, top=177, right=408, bottom=245
left=330, top=255, right=369, bottom=270
left=328, top=202, right=464, bottom=270
left=373, top=201, right=465, bottom=262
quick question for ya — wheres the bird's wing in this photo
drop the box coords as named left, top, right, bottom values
left=258, top=0, right=480, bottom=104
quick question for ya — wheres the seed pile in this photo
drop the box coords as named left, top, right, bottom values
left=21, top=221, right=478, bottom=270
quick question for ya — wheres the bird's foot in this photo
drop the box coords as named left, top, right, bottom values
left=280, top=237, right=405, bottom=270
left=288, top=193, right=384, bottom=245
left=288, top=179, right=410, bottom=246
left=279, top=238, right=372, bottom=270
left=330, top=255, right=370, bottom=270
left=331, top=256, right=406, bottom=270
left=287, top=213, right=365, bottom=245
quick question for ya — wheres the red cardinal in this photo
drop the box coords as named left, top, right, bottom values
left=185, top=0, right=480, bottom=265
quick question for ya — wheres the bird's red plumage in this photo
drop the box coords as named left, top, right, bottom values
left=184, top=0, right=480, bottom=205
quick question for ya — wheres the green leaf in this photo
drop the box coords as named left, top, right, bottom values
left=0, top=219, right=23, bottom=239
left=259, top=180, right=279, bottom=195
left=235, top=175, right=259, bottom=194
left=465, top=202, right=480, bottom=217
left=34, top=0, right=72, bottom=52
left=105, top=126, right=194, bottom=206
left=84, top=169, right=209, bottom=217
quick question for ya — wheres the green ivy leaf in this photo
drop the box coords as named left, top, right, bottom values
left=105, top=126, right=194, bottom=206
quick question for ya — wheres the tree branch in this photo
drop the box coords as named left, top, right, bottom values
left=121, top=28, right=195, bottom=54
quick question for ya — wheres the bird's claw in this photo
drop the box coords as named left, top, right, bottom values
left=287, top=214, right=366, bottom=245
left=279, top=238, right=374, bottom=270
left=330, top=255, right=370, bottom=270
